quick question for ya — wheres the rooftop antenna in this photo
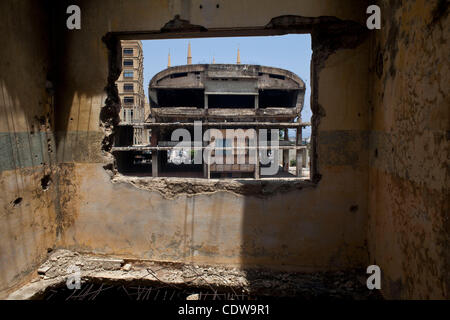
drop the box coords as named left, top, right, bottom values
left=187, top=42, right=192, bottom=65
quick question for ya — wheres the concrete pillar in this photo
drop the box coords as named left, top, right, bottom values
left=302, top=147, right=307, bottom=168
left=151, top=128, right=159, bottom=177
left=254, top=95, right=259, bottom=109
left=152, top=151, right=159, bottom=177
left=204, top=94, right=208, bottom=109
left=203, top=129, right=210, bottom=179
left=296, top=128, right=303, bottom=177
left=296, top=149, right=303, bottom=177
left=254, top=129, right=260, bottom=179
left=203, top=149, right=210, bottom=179
left=305, top=147, right=309, bottom=168
left=283, top=129, right=289, bottom=172
left=203, top=148, right=210, bottom=179
left=203, top=163, right=208, bottom=178
left=143, top=129, right=149, bottom=145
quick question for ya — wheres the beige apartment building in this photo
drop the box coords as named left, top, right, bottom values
left=116, top=40, right=149, bottom=145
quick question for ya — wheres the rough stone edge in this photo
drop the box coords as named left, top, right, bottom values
left=112, top=175, right=316, bottom=199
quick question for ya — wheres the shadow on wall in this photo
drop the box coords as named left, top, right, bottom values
left=84, top=11, right=372, bottom=299
left=50, top=1, right=118, bottom=163
left=173, top=184, right=373, bottom=298
left=0, top=0, right=111, bottom=297
left=1, top=0, right=375, bottom=300
left=0, top=0, right=57, bottom=297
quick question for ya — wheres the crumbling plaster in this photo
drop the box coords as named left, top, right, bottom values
left=1, top=0, right=372, bottom=298
left=0, top=0, right=59, bottom=298
left=368, top=0, right=449, bottom=299
left=0, top=0, right=447, bottom=300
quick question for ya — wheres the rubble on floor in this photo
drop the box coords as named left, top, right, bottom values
left=8, top=249, right=382, bottom=300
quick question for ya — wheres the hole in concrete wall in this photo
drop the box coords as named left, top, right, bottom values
left=259, top=89, right=298, bottom=108
left=208, top=94, right=255, bottom=108
left=12, top=197, right=23, bottom=206
left=107, top=34, right=312, bottom=181
left=268, top=73, right=285, bottom=80
left=156, top=89, right=204, bottom=107
left=170, top=72, right=188, bottom=78
left=41, top=174, right=52, bottom=191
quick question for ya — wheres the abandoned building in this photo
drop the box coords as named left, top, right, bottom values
left=116, top=40, right=150, bottom=146
left=113, top=47, right=310, bottom=179
left=0, top=0, right=448, bottom=301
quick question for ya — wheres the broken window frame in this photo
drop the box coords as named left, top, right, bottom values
left=106, top=30, right=317, bottom=182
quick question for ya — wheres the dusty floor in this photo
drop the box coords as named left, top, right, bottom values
left=8, top=250, right=382, bottom=300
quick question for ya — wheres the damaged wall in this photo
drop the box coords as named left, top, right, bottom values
left=368, top=0, right=449, bottom=299
left=0, top=1, right=58, bottom=297
left=3, top=0, right=447, bottom=301
left=49, top=0, right=371, bottom=276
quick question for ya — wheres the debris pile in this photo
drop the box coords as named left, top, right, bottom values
left=9, top=250, right=382, bottom=300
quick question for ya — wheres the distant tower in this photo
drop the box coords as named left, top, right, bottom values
left=167, top=51, right=171, bottom=67
left=237, top=47, right=241, bottom=64
left=187, top=42, right=192, bottom=65
left=212, top=56, right=215, bottom=64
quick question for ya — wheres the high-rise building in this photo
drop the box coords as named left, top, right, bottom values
left=116, top=40, right=149, bottom=145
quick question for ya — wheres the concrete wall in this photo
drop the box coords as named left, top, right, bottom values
left=1, top=0, right=447, bottom=300
left=0, top=1, right=58, bottom=297
left=51, top=0, right=370, bottom=272
left=368, top=0, right=449, bottom=299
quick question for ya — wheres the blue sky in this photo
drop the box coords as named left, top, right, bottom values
left=142, top=34, right=312, bottom=137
